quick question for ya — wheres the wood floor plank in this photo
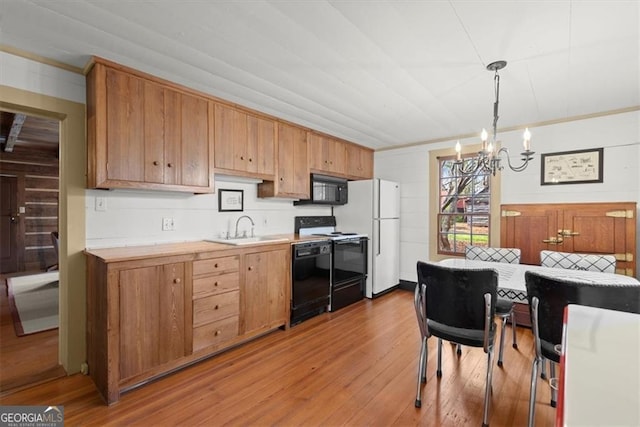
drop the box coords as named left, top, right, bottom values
left=0, top=290, right=555, bottom=426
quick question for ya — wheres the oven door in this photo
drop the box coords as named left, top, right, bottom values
left=291, top=245, right=331, bottom=312
left=332, top=238, right=368, bottom=285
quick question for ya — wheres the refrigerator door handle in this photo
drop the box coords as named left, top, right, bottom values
left=377, top=220, right=381, bottom=256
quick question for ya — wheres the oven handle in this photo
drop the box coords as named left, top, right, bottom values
left=335, top=239, right=366, bottom=247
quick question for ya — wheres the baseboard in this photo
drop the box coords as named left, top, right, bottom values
left=398, top=280, right=416, bottom=291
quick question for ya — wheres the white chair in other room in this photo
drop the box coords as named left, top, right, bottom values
left=465, top=245, right=521, bottom=367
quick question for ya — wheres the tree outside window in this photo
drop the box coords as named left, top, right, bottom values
left=437, top=154, right=491, bottom=255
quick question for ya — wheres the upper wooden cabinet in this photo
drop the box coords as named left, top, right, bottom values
left=345, top=143, right=374, bottom=180
left=501, top=202, right=636, bottom=276
left=257, top=122, right=310, bottom=199
left=308, top=132, right=347, bottom=176
left=87, top=58, right=215, bottom=193
left=214, top=103, right=276, bottom=180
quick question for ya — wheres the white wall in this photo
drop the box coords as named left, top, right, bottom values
left=376, top=110, right=640, bottom=282
left=0, top=51, right=85, bottom=103
left=85, top=180, right=330, bottom=248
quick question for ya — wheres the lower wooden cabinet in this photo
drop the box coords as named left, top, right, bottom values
left=85, top=242, right=290, bottom=404
left=191, top=255, right=240, bottom=352
left=119, top=263, right=189, bottom=380
left=241, top=248, right=289, bottom=335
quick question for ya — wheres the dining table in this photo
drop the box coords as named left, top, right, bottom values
left=438, top=258, right=640, bottom=304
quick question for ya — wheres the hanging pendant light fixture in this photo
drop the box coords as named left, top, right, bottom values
left=454, top=60, right=535, bottom=176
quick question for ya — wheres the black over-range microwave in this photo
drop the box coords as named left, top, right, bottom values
left=294, top=174, right=348, bottom=206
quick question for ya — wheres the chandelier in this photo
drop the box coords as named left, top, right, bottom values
left=454, top=60, right=534, bottom=176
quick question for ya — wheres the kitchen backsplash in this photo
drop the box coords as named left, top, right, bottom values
left=85, top=179, right=330, bottom=248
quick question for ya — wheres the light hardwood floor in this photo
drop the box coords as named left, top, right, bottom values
left=0, top=289, right=555, bottom=426
left=0, top=276, right=65, bottom=394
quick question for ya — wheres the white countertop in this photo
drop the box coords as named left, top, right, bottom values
left=560, top=304, right=640, bottom=426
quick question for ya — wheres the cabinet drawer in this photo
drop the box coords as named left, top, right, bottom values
left=193, top=272, right=239, bottom=296
left=193, top=290, right=239, bottom=326
left=193, top=256, right=239, bottom=276
left=193, top=316, right=239, bottom=352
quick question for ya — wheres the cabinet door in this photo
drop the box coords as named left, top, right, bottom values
left=119, top=263, right=187, bottom=380
left=214, top=103, right=246, bottom=171
left=179, top=94, right=211, bottom=187
left=247, top=114, right=275, bottom=177
left=500, top=205, right=559, bottom=265
left=280, top=123, right=309, bottom=197
left=143, top=80, right=166, bottom=184
left=346, top=144, right=373, bottom=179
left=105, top=67, right=145, bottom=182
left=308, top=133, right=346, bottom=176
left=330, top=138, right=347, bottom=176
left=241, top=249, right=288, bottom=335
left=308, top=133, right=328, bottom=172
left=562, top=203, right=636, bottom=276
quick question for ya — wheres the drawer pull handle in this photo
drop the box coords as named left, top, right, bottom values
left=153, top=160, right=159, bottom=166
left=214, top=263, right=219, bottom=268
left=214, top=282, right=219, bottom=287
left=167, top=163, right=173, bottom=168
left=174, top=278, right=181, bottom=284
left=248, top=266, right=253, bottom=271
left=214, top=305, right=219, bottom=310
left=215, top=330, right=221, bottom=336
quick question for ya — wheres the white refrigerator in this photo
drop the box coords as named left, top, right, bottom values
left=334, top=179, right=400, bottom=298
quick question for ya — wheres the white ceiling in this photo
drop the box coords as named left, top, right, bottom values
left=2, top=1, right=638, bottom=150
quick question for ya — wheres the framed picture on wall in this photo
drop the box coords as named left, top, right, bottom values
left=218, top=189, right=244, bottom=212
left=541, top=148, right=603, bottom=185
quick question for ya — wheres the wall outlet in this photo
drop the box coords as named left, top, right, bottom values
left=162, top=217, right=175, bottom=231
left=95, top=197, right=107, bottom=211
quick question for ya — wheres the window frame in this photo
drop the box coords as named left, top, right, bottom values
left=437, top=153, right=492, bottom=256
left=428, top=144, right=501, bottom=261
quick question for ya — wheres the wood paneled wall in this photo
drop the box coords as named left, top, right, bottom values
left=0, top=149, right=59, bottom=272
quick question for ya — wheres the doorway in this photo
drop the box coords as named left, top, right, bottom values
left=1, top=82, right=86, bottom=384
left=0, top=111, right=64, bottom=393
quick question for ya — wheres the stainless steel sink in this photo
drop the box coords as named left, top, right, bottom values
left=206, top=236, right=289, bottom=246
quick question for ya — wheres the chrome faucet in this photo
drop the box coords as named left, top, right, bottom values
left=234, top=215, right=255, bottom=238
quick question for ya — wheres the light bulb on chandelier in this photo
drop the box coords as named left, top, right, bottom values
left=454, top=60, right=535, bottom=176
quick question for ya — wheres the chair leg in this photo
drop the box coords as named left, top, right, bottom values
left=482, top=346, right=496, bottom=427
left=437, top=338, right=443, bottom=378
left=510, top=310, right=518, bottom=349
left=497, top=314, right=507, bottom=367
left=541, top=358, right=547, bottom=380
left=550, top=361, right=557, bottom=408
left=422, top=336, right=429, bottom=383
left=415, top=336, right=427, bottom=408
left=527, top=357, right=540, bottom=427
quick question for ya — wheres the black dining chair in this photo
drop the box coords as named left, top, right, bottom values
left=414, top=261, right=498, bottom=427
left=465, top=245, right=521, bottom=367
left=525, top=271, right=640, bottom=427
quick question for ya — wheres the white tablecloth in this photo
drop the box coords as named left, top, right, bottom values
left=439, top=258, right=640, bottom=303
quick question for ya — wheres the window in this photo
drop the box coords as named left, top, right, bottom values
left=437, top=154, right=491, bottom=255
